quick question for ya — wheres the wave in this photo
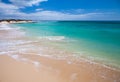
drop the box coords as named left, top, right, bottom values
left=37, top=36, right=66, bottom=41
left=0, top=24, right=13, bottom=30
left=0, top=24, right=26, bottom=39
left=0, top=23, right=23, bottom=31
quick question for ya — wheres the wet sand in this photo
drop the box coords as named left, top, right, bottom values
left=0, top=23, right=120, bottom=82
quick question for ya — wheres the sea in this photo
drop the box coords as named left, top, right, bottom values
left=13, top=21, right=120, bottom=69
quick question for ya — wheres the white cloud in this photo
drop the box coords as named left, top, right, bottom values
left=0, top=2, right=18, bottom=10
left=9, top=0, right=48, bottom=7
left=0, top=2, right=19, bottom=15
left=15, top=10, right=120, bottom=20
left=36, top=8, right=43, bottom=11
left=1, top=10, right=106, bottom=20
left=0, top=0, right=120, bottom=20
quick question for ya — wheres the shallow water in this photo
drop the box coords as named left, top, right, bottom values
left=13, top=21, right=120, bottom=68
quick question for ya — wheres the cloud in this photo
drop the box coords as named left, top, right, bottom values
left=0, top=9, right=111, bottom=20
left=0, top=2, right=19, bottom=15
left=9, top=0, right=48, bottom=7
left=0, top=2, right=18, bottom=10
left=0, top=0, right=120, bottom=20
left=36, top=8, right=43, bottom=11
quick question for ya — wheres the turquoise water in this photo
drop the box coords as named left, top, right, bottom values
left=14, top=21, right=120, bottom=68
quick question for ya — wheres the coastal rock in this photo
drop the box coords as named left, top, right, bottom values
left=0, top=19, right=34, bottom=24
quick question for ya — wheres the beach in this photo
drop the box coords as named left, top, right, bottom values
left=0, top=22, right=120, bottom=82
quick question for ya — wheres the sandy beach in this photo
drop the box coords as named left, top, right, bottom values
left=0, top=23, right=120, bottom=82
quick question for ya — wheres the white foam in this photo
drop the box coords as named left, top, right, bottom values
left=76, top=55, right=120, bottom=72
left=0, top=23, right=25, bottom=38
left=0, top=40, right=38, bottom=48
left=0, top=52, right=7, bottom=55
left=38, top=36, right=65, bottom=41
left=0, top=27, right=13, bottom=30
left=31, top=61, right=40, bottom=68
left=10, top=55, right=19, bottom=60
left=0, top=51, right=16, bottom=55
left=0, top=24, right=14, bottom=30
left=6, top=53, right=26, bottom=61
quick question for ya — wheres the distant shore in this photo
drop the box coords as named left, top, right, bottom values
left=0, top=19, right=34, bottom=24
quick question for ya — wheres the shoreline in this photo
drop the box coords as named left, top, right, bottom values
left=0, top=23, right=120, bottom=82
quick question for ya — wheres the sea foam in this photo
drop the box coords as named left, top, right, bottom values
left=37, top=36, right=65, bottom=41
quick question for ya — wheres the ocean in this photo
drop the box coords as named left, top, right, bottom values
left=13, top=21, right=120, bottom=69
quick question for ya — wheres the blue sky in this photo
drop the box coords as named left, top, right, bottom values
left=0, top=0, right=120, bottom=20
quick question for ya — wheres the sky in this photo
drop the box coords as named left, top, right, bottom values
left=0, top=0, right=120, bottom=20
